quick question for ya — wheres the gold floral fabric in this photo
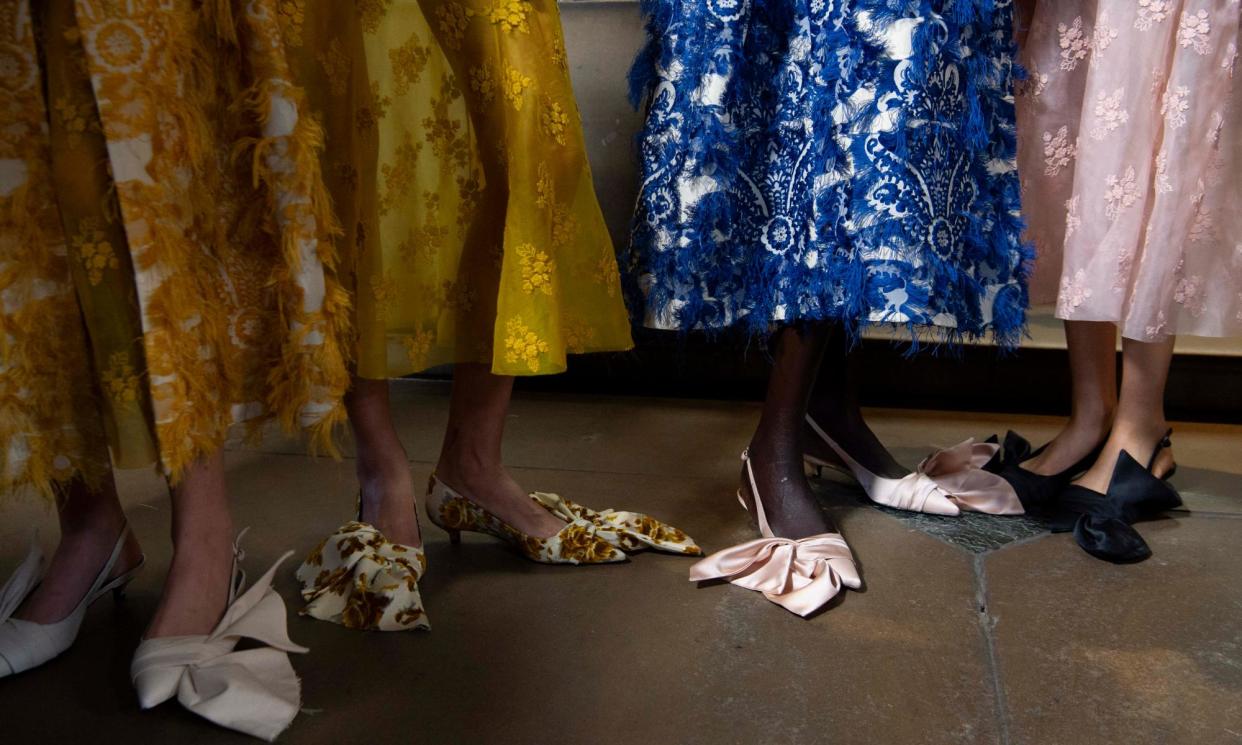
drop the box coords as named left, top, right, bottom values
left=530, top=491, right=703, bottom=556
left=427, top=476, right=701, bottom=564
left=0, top=0, right=367, bottom=493
left=297, top=521, right=430, bottom=632
left=356, top=0, right=633, bottom=378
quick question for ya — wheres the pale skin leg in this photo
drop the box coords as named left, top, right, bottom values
left=1073, top=335, right=1177, bottom=492
left=144, top=451, right=236, bottom=638
left=433, top=363, right=565, bottom=539
left=1022, top=320, right=1117, bottom=475
left=348, top=376, right=421, bottom=547
left=14, top=471, right=143, bottom=624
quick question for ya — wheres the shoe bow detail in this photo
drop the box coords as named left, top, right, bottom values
left=689, top=534, right=861, bottom=617
left=1050, top=450, right=1183, bottom=564
left=530, top=492, right=703, bottom=556
left=131, top=552, right=309, bottom=742
left=0, top=538, right=43, bottom=676
left=296, top=521, right=429, bottom=632
left=917, top=439, right=1025, bottom=515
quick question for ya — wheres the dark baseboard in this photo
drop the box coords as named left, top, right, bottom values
left=412, top=330, right=1241, bottom=423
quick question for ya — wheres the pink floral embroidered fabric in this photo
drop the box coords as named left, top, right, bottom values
left=1017, top=0, right=1241, bottom=341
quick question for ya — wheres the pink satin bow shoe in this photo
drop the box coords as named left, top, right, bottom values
left=804, top=416, right=1023, bottom=516
left=689, top=450, right=862, bottom=617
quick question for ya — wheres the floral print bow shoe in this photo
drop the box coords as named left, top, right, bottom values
left=427, top=475, right=702, bottom=564
left=297, top=517, right=430, bottom=632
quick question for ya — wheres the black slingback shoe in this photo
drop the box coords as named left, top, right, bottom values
left=983, top=431, right=1107, bottom=514
left=1049, top=429, right=1182, bottom=564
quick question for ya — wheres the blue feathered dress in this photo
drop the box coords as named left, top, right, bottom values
left=623, top=0, right=1031, bottom=345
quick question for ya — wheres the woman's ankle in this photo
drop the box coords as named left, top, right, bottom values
left=171, top=518, right=236, bottom=559
left=435, top=439, right=504, bottom=486
left=1067, top=402, right=1115, bottom=437
left=1108, top=415, right=1171, bottom=448
left=57, top=504, right=128, bottom=542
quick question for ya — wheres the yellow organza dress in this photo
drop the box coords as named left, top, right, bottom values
left=356, top=0, right=633, bottom=378
left=0, top=0, right=368, bottom=494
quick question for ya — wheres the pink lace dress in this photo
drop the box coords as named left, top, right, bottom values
left=1017, top=0, right=1241, bottom=340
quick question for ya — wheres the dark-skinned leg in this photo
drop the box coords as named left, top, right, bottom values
left=347, top=376, right=421, bottom=546
left=743, top=323, right=837, bottom=539
left=434, top=363, right=565, bottom=538
left=803, top=329, right=907, bottom=479
left=14, top=471, right=143, bottom=624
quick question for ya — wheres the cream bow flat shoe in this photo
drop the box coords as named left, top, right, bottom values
left=0, top=525, right=143, bottom=679
left=131, top=531, right=309, bottom=742
left=804, top=415, right=962, bottom=515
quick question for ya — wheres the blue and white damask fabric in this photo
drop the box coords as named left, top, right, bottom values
left=624, top=0, right=1032, bottom=346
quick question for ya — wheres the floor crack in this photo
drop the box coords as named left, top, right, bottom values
left=974, top=553, right=1012, bottom=745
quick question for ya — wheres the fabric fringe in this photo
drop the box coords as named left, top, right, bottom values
left=625, top=0, right=1031, bottom=351
left=201, top=0, right=240, bottom=46
left=0, top=170, right=109, bottom=498
left=228, top=19, right=353, bottom=459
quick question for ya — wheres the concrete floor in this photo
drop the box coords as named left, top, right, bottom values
left=1, top=381, right=1239, bottom=745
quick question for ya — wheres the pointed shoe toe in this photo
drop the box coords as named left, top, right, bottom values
left=923, top=490, right=962, bottom=516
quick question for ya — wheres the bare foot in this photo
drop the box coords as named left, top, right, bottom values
left=1073, top=421, right=1175, bottom=494
left=357, top=453, right=422, bottom=548
left=144, top=531, right=235, bottom=639
left=1021, top=412, right=1112, bottom=477
left=14, top=522, right=143, bottom=624
left=742, top=447, right=837, bottom=539
left=804, top=410, right=908, bottom=480
left=434, top=456, right=564, bottom=539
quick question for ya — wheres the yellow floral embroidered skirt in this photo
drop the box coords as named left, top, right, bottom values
left=0, top=0, right=365, bottom=494
left=357, top=0, right=633, bottom=378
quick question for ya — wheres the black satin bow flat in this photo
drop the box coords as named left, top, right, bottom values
left=982, top=431, right=1106, bottom=514
left=1050, top=430, right=1182, bottom=564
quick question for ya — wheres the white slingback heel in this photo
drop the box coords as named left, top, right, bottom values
left=0, top=525, right=144, bottom=678
left=804, top=415, right=962, bottom=516
left=131, top=529, right=309, bottom=742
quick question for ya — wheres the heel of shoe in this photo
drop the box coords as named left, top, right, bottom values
left=102, top=557, right=144, bottom=606
left=447, top=528, right=461, bottom=545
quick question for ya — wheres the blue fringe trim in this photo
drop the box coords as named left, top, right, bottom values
left=622, top=0, right=1032, bottom=352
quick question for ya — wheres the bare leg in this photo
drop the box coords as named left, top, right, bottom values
left=1074, top=335, right=1176, bottom=492
left=434, top=363, right=564, bottom=538
left=1022, top=320, right=1116, bottom=475
left=803, top=331, right=907, bottom=478
left=145, top=451, right=236, bottom=638
left=14, top=472, right=143, bottom=624
left=347, top=376, right=421, bottom=546
left=744, top=324, right=837, bottom=539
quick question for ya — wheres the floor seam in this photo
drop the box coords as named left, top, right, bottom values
left=974, top=553, right=1012, bottom=745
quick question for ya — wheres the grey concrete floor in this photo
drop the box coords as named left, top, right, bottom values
left=1, top=380, right=1239, bottom=745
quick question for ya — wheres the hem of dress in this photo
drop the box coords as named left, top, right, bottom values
left=373, top=340, right=637, bottom=380
left=640, top=309, right=1021, bottom=352
left=1053, top=310, right=1242, bottom=343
